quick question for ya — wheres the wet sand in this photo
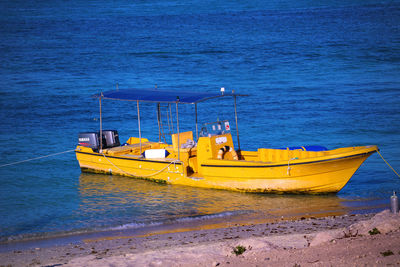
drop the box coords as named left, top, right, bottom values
left=1, top=209, right=400, bottom=266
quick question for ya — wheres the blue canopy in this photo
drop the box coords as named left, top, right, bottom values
left=93, top=88, right=244, bottom=104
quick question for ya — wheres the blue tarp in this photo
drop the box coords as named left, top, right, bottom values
left=93, top=89, right=243, bottom=104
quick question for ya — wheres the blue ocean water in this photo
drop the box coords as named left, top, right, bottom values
left=0, top=0, right=400, bottom=243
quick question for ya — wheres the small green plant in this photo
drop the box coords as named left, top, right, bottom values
left=232, top=245, right=247, bottom=256
left=381, top=250, right=394, bottom=257
left=368, top=228, right=381, bottom=235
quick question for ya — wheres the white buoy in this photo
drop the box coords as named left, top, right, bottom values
left=142, top=149, right=170, bottom=159
left=391, top=191, right=399, bottom=213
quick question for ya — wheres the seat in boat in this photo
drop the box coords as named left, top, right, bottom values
left=171, top=131, right=196, bottom=151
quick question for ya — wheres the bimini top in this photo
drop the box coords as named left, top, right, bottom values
left=93, top=88, right=245, bottom=104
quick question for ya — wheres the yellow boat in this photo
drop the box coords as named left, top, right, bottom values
left=75, top=88, right=377, bottom=194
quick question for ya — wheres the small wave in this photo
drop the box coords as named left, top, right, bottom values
left=109, top=210, right=251, bottom=231
left=175, top=210, right=250, bottom=223
left=0, top=228, right=96, bottom=244
left=0, top=211, right=248, bottom=244
left=110, top=221, right=164, bottom=231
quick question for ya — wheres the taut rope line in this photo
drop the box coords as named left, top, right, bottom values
left=376, top=149, right=400, bottom=178
left=0, top=149, right=76, bottom=168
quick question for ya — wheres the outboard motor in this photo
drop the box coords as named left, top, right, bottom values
left=102, top=130, right=120, bottom=148
left=78, top=130, right=120, bottom=151
left=78, top=132, right=101, bottom=151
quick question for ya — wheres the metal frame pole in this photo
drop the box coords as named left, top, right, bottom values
left=176, top=98, right=180, bottom=161
left=159, top=105, right=166, bottom=143
left=99, top=93, right=103, bottom=153
left=169, top=103, right=174, bottom=134
left=166, top=104, right=171, bottom=135
left=137, top=100, right=142, bottom=155
left=234, top=95, right=241, bottom=151
left=195, top=103, right=198, bottom=140
left=157, top=103, right=161, bottom=142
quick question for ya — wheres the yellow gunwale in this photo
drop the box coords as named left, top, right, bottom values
left=75, top=150, right=183, bottom=165
left=76, top=146, right=375, bottom=168
left=201, top=146, right=377, bottom=168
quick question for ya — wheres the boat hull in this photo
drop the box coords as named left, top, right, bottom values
left=199, top=152, right=374, bottom=193
left=75, top=145, right=377, bottom=194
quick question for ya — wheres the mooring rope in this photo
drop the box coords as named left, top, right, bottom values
left=376, top=149, right=400, bottom=178
left=100, top=152, right=180, bottom=178
left=0, top=149, right=76, bottom=168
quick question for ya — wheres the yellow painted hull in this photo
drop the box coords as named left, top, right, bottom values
left=75, top=143, right=377, bottom=194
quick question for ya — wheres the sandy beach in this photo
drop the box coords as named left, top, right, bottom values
left=1, top=209, right=399, bottom=266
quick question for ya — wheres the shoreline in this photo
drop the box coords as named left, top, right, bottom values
left=2, top=209, right=399, bottom=266
left=0, top=199, right=387, bottom=252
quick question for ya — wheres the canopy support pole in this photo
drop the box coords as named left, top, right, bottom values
left=195, top=103, right=198, bottom=141
left=159, top=105, right=166, bottom=143
left=176, top=98, right=180, bottom=161
left=169, top=104, right=174, bottom=134
left=137, top=100, right=142, bottom=155
left=166, top=104, right=171, bottom=135
left=157, top=103, right=161, bottom=142
left=99, top=93, right=103, bottom=153
left=234, top=95, right=241, bottom=151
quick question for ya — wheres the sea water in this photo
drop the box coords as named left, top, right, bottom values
left=0, top=0, right=399, bottom=245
